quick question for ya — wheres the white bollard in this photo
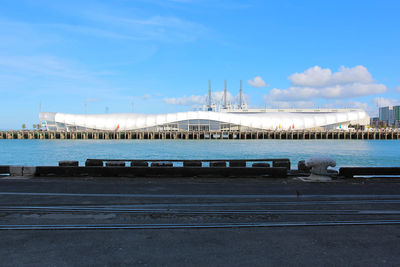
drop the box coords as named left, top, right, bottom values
left=306, top=157, right=336, bottom=176
left=298, top=157, right=336, bottom=182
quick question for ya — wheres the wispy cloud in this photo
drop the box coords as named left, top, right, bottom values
left=0, top=54, right=118, bottom=98
left=77, top=12, right=209, bottom=43
left=141, top=0, right=253, bottom=9
left=0, top=55, right=95, bottom=80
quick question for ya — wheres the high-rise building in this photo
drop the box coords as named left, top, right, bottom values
left=378, top=106, right=400, bottom=127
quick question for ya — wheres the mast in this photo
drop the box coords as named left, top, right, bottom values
left=208, top=80, right=212, bottom=110
left=224, top=80, right=227, bottom=109
left=239, top=80, right=243, bottom=109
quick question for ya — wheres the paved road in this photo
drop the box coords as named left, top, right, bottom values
left=1, top=176, right=400, bottom=266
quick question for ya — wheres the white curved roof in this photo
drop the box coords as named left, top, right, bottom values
left=40, top=110, right=370, bottom=131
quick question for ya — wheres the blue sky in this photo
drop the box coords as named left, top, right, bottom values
left=0, top=0, right=399, bottom=129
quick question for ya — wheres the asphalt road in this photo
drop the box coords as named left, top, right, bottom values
left=1, top=176, right=400, bottom=266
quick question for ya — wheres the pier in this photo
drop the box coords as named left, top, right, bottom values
left=1, top=130, right=399, bottom=140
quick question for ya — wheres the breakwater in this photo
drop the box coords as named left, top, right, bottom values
left=1, top=130, right=399, bottom=140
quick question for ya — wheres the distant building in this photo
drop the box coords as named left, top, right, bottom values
left=379, top=106, right=400, bottom=127
left=370, top=117, right=379, bottom=127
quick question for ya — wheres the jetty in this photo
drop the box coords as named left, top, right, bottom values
left=1, top=129, right=399, bottom=140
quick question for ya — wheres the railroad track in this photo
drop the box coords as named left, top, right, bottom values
left=2, top=192, right=400, bottom=230
left=3, top=199, right=400, bottom=207
left=2, top=220, right=400, bottom=230
left=1, top=206, right=400, bottom=216
left=3, top=192, right=400, bottom=199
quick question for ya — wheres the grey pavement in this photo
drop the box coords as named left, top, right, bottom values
left=0, top=176, right=400, bottom=266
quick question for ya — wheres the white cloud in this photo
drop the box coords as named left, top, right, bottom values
left=264, top=98, right=315, bottom=109
left=212, top=91, right=234, bottom=104
left=397, top=86, right=400, bottom=93
left=163, top=95, right=206, bottom=106
left=266, top=65, right=386, bottom=101
left=330, top=65, right=373, bottom=85
left=324, top=100, right=373, bottom=113
left=163, top=90, right=250, bottom=107
left=345, top=101, right=369, bottom=111
left=374, top=97, right=400, bottom=107
left=248, top=76, right=267, bottom=88
left=140, top=94, right=151, bottom=100
left=289, top=66, right=332, bottom=87
left=327, top=100, right=381, bottom=116
left=211, top=91, right=250, bottom=107
left=269, top=83, right=386, bottom=101
left=289, top=65, right=373, bottom=87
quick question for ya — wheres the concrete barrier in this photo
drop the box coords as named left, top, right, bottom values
left=34, top=166, right=288, bottom=178
left=131, top=161, right=148, bottom=167
left=151, top=162, right=173, bottom=167
left=9, top=166, right=23, bottom=176
left=183, top=161, right=202, bottom=167
left=229, top=161, right=246, bottom=167
left=272, top=160, right=290, bottom=170
left=105, top=161, right=126, bottom=167
left=0, top=165, right=10, bottom=174
left=59, top=161, right=79, bottom=167
left=22, top=167, right=36, bottom=176
left=210, top=161, right=226, bottom=167
left=5, top=166, right=36, bottom=177
left=252, top=162, right=270, bottom=168
left=85, top=159, right=103, bottom=167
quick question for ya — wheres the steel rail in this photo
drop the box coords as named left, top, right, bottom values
left=98, top=199, right=400, bottom=207
left=34, top=199, right=400, bottom=208
left=2, top=199, right=399, bottom=208
left=2, top=192, right=400, bottom=199
left=1, top=206, right=400, bottom=215
left=2, top=220, right=400, bottom=230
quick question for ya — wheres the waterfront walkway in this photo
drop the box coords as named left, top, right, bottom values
left=1, top=130, right=400, bottom=140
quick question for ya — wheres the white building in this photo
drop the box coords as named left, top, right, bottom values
left=39, top=109, right=369, bottom=132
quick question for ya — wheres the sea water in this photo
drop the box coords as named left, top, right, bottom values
left=0, top=139, right=399, bottom=168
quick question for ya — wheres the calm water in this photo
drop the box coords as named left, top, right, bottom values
left=0, top=139, right=399, bottom=168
